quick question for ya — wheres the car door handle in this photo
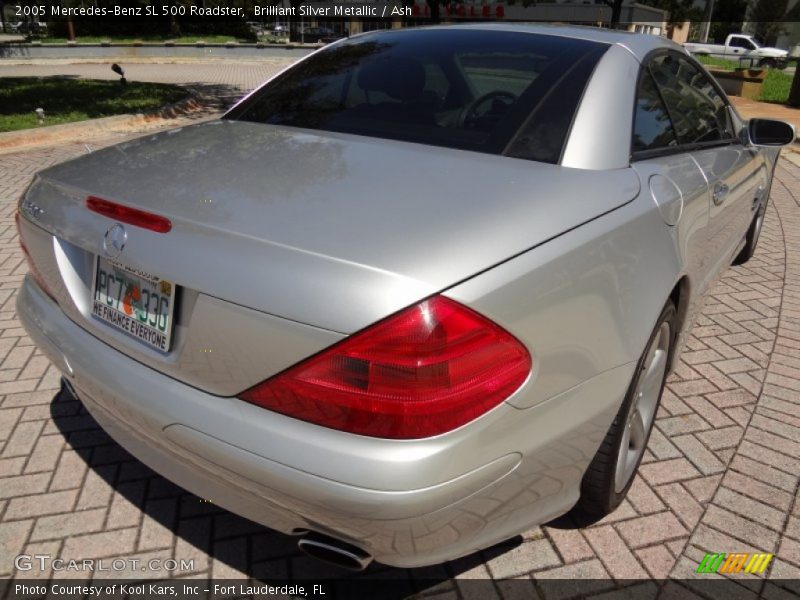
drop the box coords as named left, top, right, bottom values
left=712, top=182, right=729, bottom=205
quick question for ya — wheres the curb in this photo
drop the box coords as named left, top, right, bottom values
left=0, top=93, right=207, bottom=153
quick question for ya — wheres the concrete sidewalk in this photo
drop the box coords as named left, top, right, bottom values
left=730, top=95, right=800, bottom=132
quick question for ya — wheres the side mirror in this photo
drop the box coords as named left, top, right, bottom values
left=748, top=118, right=795, bottom=146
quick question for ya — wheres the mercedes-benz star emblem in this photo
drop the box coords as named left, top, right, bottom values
left=103, top=224, right=127, bottom=258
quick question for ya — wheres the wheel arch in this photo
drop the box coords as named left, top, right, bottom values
left=667, top=275, right=691, bottom=371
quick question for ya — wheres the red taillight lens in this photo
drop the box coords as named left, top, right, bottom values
left=239, top=296, right=531, bottom=439
left=86, top=196, right=172, bottom=233
left=16, top=212, right=57, bottom=302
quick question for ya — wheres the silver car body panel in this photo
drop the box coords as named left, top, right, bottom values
left=22, top=121, right=639, bottom=393
left=690, top=146, right=766, bottom=287
left=29, top=122, right=641, bottom=330
left=17, top=23, right=780, bottom=567
left=561, top=44, right=640, bottom=170
left=18, top=214, right=346, bottom=396
left=20, top=277, right=634, bottom=567
left=446, top=192, right=692, bottom=406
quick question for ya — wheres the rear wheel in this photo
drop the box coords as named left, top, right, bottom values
left=574, top=302, right=676, bottom=516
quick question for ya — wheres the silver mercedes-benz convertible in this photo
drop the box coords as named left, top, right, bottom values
left=17, top=25, right=794, bottom=569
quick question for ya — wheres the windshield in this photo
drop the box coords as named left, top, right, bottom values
left=226, top=28, right=608, bottom=164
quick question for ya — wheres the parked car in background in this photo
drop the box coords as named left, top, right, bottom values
left=17, top=25, right=794, bottom=571
left=11, top=20, right=47, bottom=35
left=246, top=21, right=265, bottom=35
left=267, top=24, right=289, bottom=39
left=684, top=33, right=789, bottom=69
left=301, top=26, right=345, bottom=43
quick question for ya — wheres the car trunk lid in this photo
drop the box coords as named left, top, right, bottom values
left=21, top=120, right=639, bottom=392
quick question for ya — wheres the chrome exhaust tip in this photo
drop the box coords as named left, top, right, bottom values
left=297, top=533, right=372, bottom=571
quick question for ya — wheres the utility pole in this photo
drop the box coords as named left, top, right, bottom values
left=700, top=0, right=715, bottom=42
left=609, top=0, right=624, bottom=29
left=789, top=67, right=800, bottom=106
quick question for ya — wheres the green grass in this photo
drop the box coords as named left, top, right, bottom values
left=0, top=77, right=189, bottom=132
left=42, top=34, right=246, bottom=44
left=695, top=55, right=739, bottom=71
left=695, top=54, right=793, bottom=103
left=759, top=69, right=793, bottom=103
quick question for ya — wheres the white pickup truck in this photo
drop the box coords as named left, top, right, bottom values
left=684, top=33, right=789, bottom=69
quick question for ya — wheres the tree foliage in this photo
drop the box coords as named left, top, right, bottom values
left=750, top=0, right=789, bottom=45
left=638, top=0, right=698, bottom=27
left=709, top=0, right=747, bottom=43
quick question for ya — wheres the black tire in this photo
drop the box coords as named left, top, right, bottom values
left=733, top=198, right=768, bottom=265
left=760, top=58, right=776, bottom=69
left=573, top=302, right=677, bottom=517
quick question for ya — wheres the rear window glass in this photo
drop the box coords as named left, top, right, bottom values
left=226, top=29, right=608, bottom=163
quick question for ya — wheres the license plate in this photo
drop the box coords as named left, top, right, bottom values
left=91, top=257, right=176, bottom=352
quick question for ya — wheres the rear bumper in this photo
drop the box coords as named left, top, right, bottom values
left=18, top=276, right=634, bottom=567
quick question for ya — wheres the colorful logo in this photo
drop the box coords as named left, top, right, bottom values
left=121, top=282, right=141, bottom=317
left=696, top=552, right=773, bottom=574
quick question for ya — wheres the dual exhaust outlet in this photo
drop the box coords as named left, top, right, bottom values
left=297, top=532, right=372, bottom=571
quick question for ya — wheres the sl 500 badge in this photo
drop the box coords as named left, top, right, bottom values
left=21, top=201, right=45, bottom=220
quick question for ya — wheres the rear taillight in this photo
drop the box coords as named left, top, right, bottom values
left=239, top=295, right=531, bottom=439
left=86, top=196, right=172, bottom=233
left=16, top=212, right=57, bottom=302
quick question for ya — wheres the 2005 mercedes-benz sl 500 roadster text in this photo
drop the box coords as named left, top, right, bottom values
left=17, top=25, right=794, bottom=569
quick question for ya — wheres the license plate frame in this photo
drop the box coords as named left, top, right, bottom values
left=91, top=256, right=176, bottom=353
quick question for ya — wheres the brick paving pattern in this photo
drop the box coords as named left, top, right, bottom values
left=1, top=62, right=799, bottom=598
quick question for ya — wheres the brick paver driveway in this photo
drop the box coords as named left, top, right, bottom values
left=0, top=61, right=799, bottom=598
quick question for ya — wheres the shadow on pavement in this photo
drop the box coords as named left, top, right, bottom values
left=180, top=82, right=252, bottom=114
left=545, top=510, right=605, bottom=530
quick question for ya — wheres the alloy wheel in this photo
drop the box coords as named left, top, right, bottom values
left=614, top=321, right=671, bottom=493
